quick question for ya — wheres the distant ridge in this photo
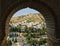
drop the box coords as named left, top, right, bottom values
left=10, top=13, right=44, bottom=23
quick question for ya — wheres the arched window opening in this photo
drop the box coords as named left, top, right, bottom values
left=7, top=7, right=48, bottom=46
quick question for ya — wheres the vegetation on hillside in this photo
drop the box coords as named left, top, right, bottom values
left=7, top=13, right=47, bottom=46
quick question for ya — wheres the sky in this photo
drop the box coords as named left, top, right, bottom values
left=12, top=7, right=40, bottom=17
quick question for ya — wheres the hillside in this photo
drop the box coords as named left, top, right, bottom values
left=10, top=13, right=44, bottom=23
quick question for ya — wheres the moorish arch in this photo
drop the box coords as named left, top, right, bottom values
left=0, top=0, right=60, bottom=46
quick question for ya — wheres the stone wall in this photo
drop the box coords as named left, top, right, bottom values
left=0, top=0, right=60, bottom=46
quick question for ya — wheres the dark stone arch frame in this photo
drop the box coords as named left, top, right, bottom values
left=1, top=1, right=56, bottom=46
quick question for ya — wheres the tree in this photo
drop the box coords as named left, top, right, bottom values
left=9, top=26, right=14, bottom=32
left=17, top=24, right=21, bottom=32
left=25, top=25, right=28, bottom=33
left=7, top=40, right=12, bottom=46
